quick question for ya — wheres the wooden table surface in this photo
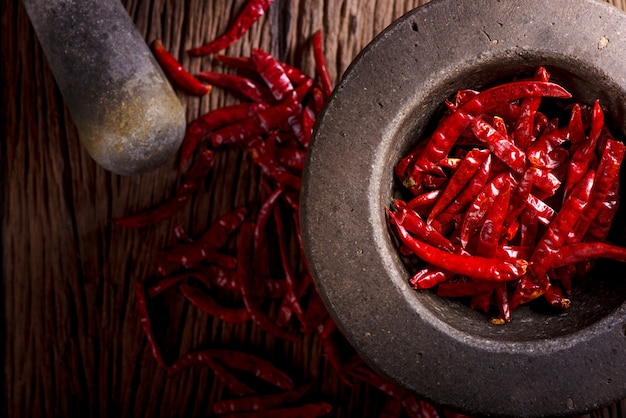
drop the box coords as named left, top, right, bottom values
left=4, top=0, right=626, bottom=417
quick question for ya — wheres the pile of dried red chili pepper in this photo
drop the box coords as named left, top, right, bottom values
left=115, top=1, right=466, bottom=417
left=390, top=66, right=626, bottom=323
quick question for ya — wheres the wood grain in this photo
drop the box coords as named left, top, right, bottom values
left=2, top=0, right=626, bottom=417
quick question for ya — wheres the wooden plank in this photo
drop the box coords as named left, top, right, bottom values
left=2, top=0, right=626, bottom=417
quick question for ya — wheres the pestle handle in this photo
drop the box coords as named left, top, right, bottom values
left=22, top=0, right=187, bottom=176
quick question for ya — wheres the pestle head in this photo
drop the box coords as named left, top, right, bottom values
left=22, top=0, right=187, bottom=176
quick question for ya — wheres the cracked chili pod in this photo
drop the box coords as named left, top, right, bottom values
left=23, top=0, right=186, bottom=176
left=301, top=0, right=626, bottom=416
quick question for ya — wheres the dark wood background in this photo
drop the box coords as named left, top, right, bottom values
left=3, top=0, right=626, bottom=416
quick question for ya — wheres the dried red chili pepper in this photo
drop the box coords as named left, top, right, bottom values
left=409, top=265, right=453, bottom=290
left=458, top=172, right=515, bottom=248
left=570, top=138, right=624, bottom=243
left=510, top=170, right=595, bottom=309
left=151, top=39, right=211, bottom=96
left=391, top=69, right=626, bottom=322
left=402, top=81, right=571, bottom=189
left=180, top=282, right=251, bottom=323
left=237, top=221, right=301, bottom=342
left=392, top=203, right=455, bottom=252
left=135, top=283, right=166, bottom=367
left=211, top=91, right=300, bottom=147
left=249, top=133, right=302, bottom=190
left=390, top=209, right=527, bottom=281
left=112, top=194, right=191, bottom=228
left=196, top=70, right=274, bottom=103
left=469, top=117, right=526, bottom=174
left=188, top=0, right=276, bottom=56
left=427, top=148, right=490, bottom=222
left=312, top=29, right=333, bottom=98
left=512, top=66, right=550, bottom=150
left=251, top=48, right=294, bottom=101
left=181, top=103, right=269, bottom=168
left=273, top=206, right=305, bottom=326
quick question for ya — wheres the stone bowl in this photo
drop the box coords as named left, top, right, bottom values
left=300, top=0, right=626, bottom=416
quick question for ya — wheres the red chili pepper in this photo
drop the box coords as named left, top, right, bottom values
left=525, top=193, right=556, bottom=225
left=391, top=203, right=455, bottom=252
left=431, top=153, right=493, bottom=234
left=469, top=117, right=526, bottom=174
left=147, top=271, right=195, bottom=298
left=250, top=132, right=302, bottom=190
left=187, top=0, right=276, bottom=56
left=237, top=221, right=301, bottom=342
left=493, top=285, right=511, bottom=323
left=181, top=103, right=269, bottom=168
left=213, top=54, right=256, bottom=71
left=389, top=209, right=527, bottom=281
left=404, top=81, right=571, bottom=189
left=275, top=147, right=307, bottom=171
left=215, top=54, right=314, bottom=87
left=436, top=280, right=504, bottom=298
left=211, top=91, right=300, bottom=147
left=196, top=70, right=274, bottom=103
left=476, top=185, right=510, bottom=257
left=567, top=103, right=587, bottom=145
left=526, top=125, right=570, bottom=169
left=409, top=265, right=453, bottom=290
left=274, top=205, right=305, bottom=326
left=300, top=105, right=317, bottom=149
left=180, top=282, right=250, bottom=323
left=151, top=39, right=211, bottom=96
left=200, top=206, right=249, bottom=250
left=570, top=138, right=624, bottom=243
left=135, top=283, right=166, bottom=367
left=406, top=189, right=441, bottom=211
left=563, top=100, right=604, bottom=198
left=512, top=66, right=549, bottom=150
left=532, top=169, right=595, bottom=278
left=251, top=48, right=294, bottom=101
left=178, top=149, right=216, bottom=193
left=112, top=194, right=191, bottom=228
left=511, top=170, right=596, bottom=308
left=312, top=29, right=333, bottom=98
left=427, top=148, right=490, bottom=222
left=586, top=174, right=620, bottom=242
left=459, top=172, right=515, bottom=248
left=253, top=186, right=284, bottom=276
left=548, top=242, right=626, bottom=268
